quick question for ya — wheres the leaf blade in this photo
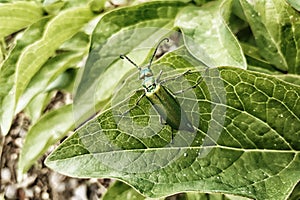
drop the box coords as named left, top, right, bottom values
left=73, top=1, right=187, bottom=126
left=239, top=0, right=300, bottom=73
left=46, top=54, right=300, bottom=200
left=18, top=104, right=74, bottom=177
left=0, top=2, right=43, bottom=38
left=0, top=17, right=49, bottom=135
left=175, top=1, right=247, bottom=68
left=0, top=7, right=94, bottom=135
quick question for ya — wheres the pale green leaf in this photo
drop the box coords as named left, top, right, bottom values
left=103, top=181, right=253, bottom=200
left=186, top=192, right=252, bottom=200
left=239, top=0, right=300, bottom=73
left=0, top=1, right=43, bottom=38
left=43, top=0, right=66, bottom=14
left=43, top=0, right=99, bottom=13
left=15, top=52, right=83, bottom=114
left=103, top=181, right=145, bottom=200
left=46, top=68, right=78, bottom=92
left=175, top=1, right=247, bottom=69
left=0, top=7, right=94, bottom=135
left=18, top=104, right=74, bottom=178
left=73, top=1, right=187, bottom=126
left=46, top=48, right=300, bottom=200
left=0, top=17, right=49, bottom=135
left=24, top=92, right=53, bottom=124
left=15, top=6, right=94, bottom=101
left=16, top=31, right=90, bottom=113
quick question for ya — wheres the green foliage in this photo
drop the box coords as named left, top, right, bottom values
left=102, top=181, right=145, bottom=200
left=102, top=181, right=253, bottom=200
left=0, top=0, right=299, bottom=199
left=46, top=58, right=300, bottom=200
left=0, top=1, right=43, bottom=38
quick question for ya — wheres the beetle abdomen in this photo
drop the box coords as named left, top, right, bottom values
left=146, top=84, right=194, bottom=132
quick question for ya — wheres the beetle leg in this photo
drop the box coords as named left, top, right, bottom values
left=173, top=75, right=204, bottom=95
left=159, top=115, right=167, bottom=125
left=173, top=68, right=209, bottom=95
left=122, top=92, right=145, bottom=116
left=155, top=70, right=163, bottom=83
left=171, top=128, right=174, bottom=144
left=159, top=69, right=191, bottom=85
left=158, top=115, right=174, bottom=143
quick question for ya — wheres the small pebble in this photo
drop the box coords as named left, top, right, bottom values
left=5, top=185, right=17, bottom=199
left=42, top=191, right=50, bottom=199
left=50, top=172, right=65, bottom=192
left=1, top=168, right=11, bottom=183
left=34, top=185, right=42, bottom=194
left=14, top=137, right=23, bottom=148
left=72, top=184, right=87, bottom=200
left=24, top=188, right=34, bottom=198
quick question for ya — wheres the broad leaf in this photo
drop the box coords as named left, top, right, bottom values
left=103, top=181, right=252, bottom=200
left=0, top=7, right=94, bottom=135
left=18, top=104, right=74, bottom=178
left=0, top=17, right=49, bottom=136
left=24, top=92, right=53, bottom=124
left=46, top=48, right=300, bottom=200
left=239, top=0, right=300, bottom=73
left=14, top=6, right=94, bottom=103
left=0, top=1, right=43, bottom=38
left=102, top=181, right=145, bottom=200
left=73, top=1, right=187, bottom=126
left=175, top=0, right=246, bottom=69
left=16, top=31, right=90, bottom=113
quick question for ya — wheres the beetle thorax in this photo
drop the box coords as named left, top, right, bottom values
left=140, top=68, right=157, bottom=93
left=143, top=76, right=157, bottom=93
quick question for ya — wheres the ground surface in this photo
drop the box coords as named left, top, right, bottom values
left=0, top=92, right=111, bottom=200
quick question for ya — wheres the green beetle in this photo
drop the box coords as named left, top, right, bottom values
left=120, top=38, right=196, bottom=138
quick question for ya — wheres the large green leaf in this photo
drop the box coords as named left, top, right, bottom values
left=175, top=0, right=246, bottom=69
left=102, top=181, right=146, bottom=200
left=24, top=92, right=53, bottom=124
left=14, top=6, right=94, bottom=104
left=16, top=31, right=90, bottom=114
left=103, top=181, right=252, bottom=200
left=0, top=17, right=49, bottom=136
left=73, top=1, right=187, bottom=126
left=17, top=31, right=90, bottom=174
left=46, top=48, right=300, bottom=200
left=18, top=104, right=74, bottom=178
left=0, top=6, right=94, bottom=135
left=0, top=1, right=43, bottom=38
left=239, top=0, right=300, bottom=74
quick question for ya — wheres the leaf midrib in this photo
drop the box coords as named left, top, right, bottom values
left=69, top=145, right=299, bottom=155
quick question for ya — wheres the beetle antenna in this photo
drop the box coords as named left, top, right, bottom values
left=148, top=38, right=169, bottom=68
left=120, top=55, right=141, bottom=70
